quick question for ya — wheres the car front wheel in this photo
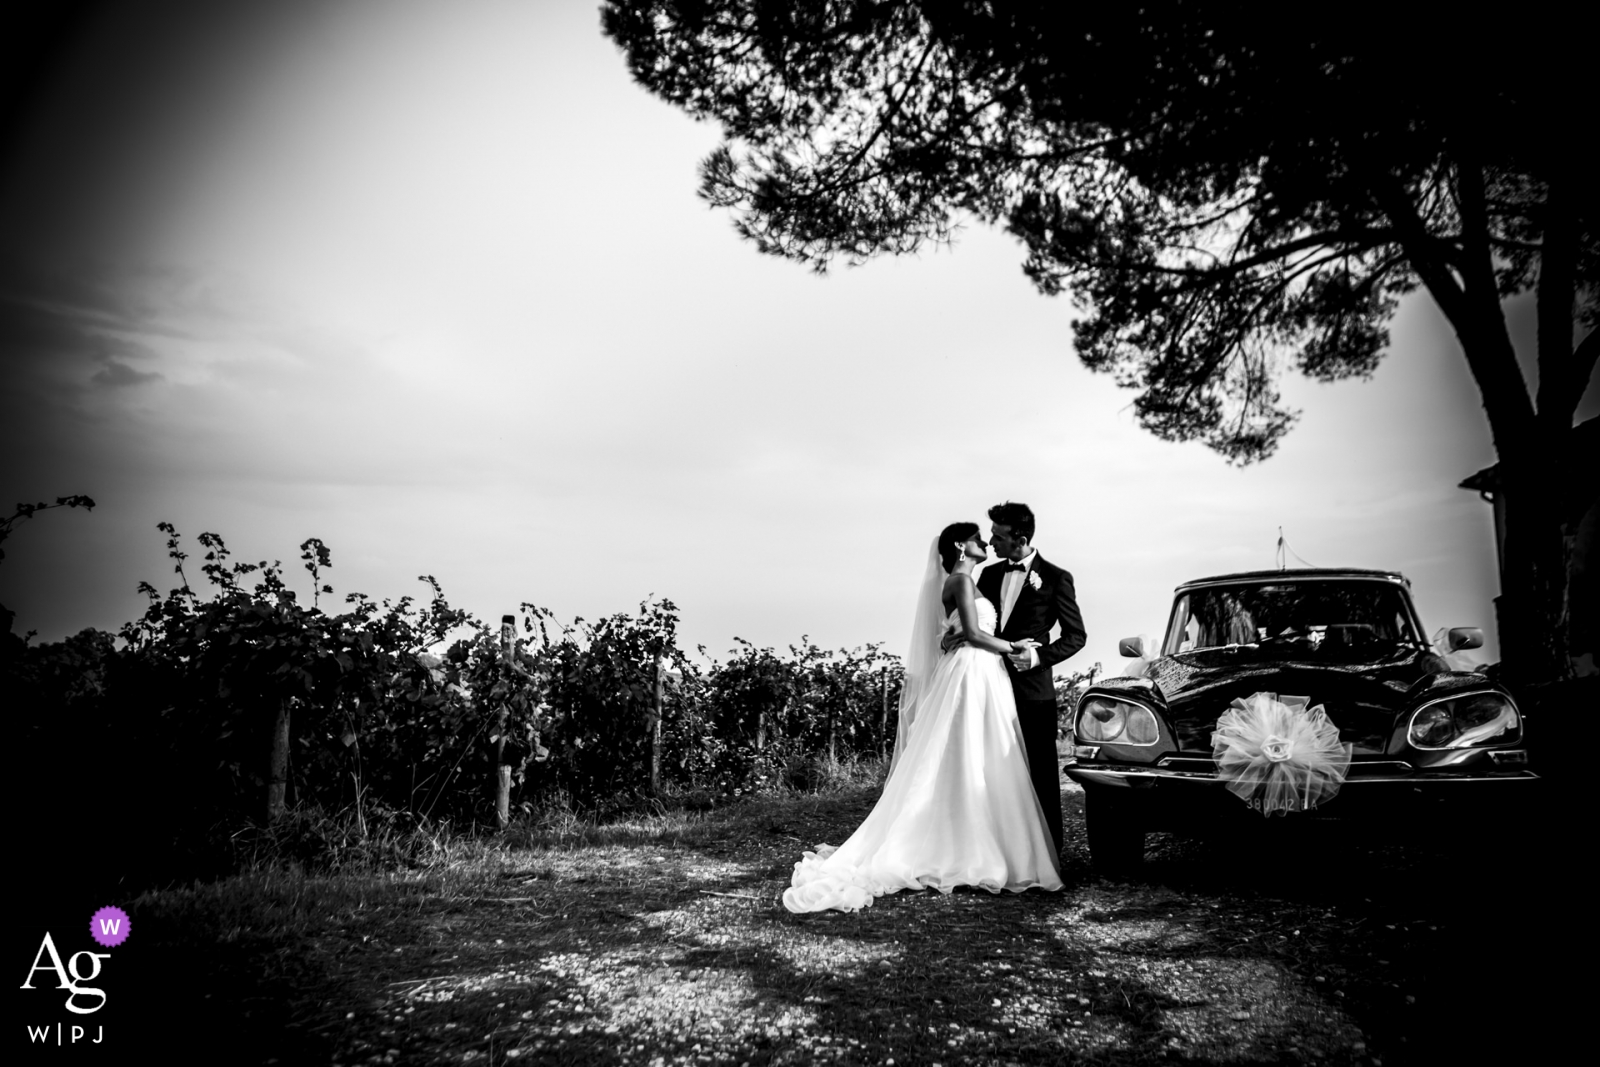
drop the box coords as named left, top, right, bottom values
left=1085, top=788, right=1145, bottom=875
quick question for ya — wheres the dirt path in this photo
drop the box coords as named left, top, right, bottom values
left=132, top=776, right=1550, bottom=1066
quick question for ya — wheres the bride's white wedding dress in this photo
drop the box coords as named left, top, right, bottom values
left=782, top=596, right=1064, bottom=912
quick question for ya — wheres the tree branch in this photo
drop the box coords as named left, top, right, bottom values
left=1120, top=227, right=1407, bottom=283
left=1369, top=164, right=1529, bottom=457
left=812, top=37, right=939, bottom=198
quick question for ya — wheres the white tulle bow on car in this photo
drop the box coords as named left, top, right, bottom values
left=1211, top=692, right=1353, bottom=816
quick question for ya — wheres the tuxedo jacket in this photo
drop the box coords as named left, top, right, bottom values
left=976, top=553, right=1088, bottom=704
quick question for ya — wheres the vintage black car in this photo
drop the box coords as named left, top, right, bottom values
left=1063, top=568, right=1536, bottom=871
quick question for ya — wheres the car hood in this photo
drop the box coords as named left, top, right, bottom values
left=1147, top=653, right=1433, bottom=755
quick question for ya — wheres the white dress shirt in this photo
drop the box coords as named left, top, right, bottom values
left=999, top=549, right=1040, bottom=669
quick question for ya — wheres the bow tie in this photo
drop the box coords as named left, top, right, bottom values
left=997, top=561, right=1028, bottom=573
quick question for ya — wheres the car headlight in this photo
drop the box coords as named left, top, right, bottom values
left=1406, top=692, right=1521, bottom=750
left=1077, top=698, right=1161, bottom=746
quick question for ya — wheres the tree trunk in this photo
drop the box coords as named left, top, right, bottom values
left=267, top=698, right=291, bottom=824
left=1384, top=161, right=1580, bottom=691
left=1493, top=462, right=1573, bottom=687
left=650, top=651, right=664, bottom=794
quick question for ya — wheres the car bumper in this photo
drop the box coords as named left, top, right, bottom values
left=1064, top=759, right=1540, bottom=825
left=1065, top=763, right=1540, bottom=790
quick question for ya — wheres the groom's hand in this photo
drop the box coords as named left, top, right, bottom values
left=940, top=631, right=967, bottom=654
left=1007, top=639, right=1041, bottom=671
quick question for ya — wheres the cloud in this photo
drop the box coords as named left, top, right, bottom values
left=0, top=266, right=168, bottom=399
left=89, top=359, right=162, bottom=387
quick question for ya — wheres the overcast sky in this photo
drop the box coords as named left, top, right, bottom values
left=3, top=1, right=1592, bottom=671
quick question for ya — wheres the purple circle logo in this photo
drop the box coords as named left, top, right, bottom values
left=90, top=906, right=131, bottom=948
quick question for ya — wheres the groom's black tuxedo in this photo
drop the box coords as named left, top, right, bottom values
left=977, top=553, right=1087, bottom=854
left=977, top=553, right=1088, bottom=700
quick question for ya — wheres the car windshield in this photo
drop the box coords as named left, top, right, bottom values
left=1163, top=580, right=1422, bottom=660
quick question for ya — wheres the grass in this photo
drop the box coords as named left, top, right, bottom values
left=117, top=758, right=1561, bottom=1066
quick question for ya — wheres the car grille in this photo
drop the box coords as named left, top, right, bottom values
left=1170, top=700, right=1395, bottom=754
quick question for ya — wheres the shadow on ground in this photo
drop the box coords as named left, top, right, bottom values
left=100, top=774, right=1571, bottom=1067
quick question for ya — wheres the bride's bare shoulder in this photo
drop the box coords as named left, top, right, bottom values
left=942, top=572, right=977, bottom=609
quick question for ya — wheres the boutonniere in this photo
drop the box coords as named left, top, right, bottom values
left=1026, top=570, right=1043, bottom=592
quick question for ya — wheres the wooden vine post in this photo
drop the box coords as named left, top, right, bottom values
left=879, top=666, right=890, bottom=755
left=650, top=649, right=665, bottom=795
left=494, top=614, right=515, bottom=830
left=267, top=696, right=292, bottom=823
left=826, top=686, right=837, bottom=765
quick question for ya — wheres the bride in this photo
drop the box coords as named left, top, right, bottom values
left=782, top=522, right=1064, bottom=912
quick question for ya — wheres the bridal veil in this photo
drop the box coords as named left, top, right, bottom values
left=890, top=536, right=946, bottom=775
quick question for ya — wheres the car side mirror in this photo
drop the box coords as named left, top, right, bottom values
left=1446, top=627, right=1484, bottom=651
left=1118, top=635, right=1149, bottom=658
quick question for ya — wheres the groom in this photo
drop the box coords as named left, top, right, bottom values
left=950, top=501, right=1086, bottom=854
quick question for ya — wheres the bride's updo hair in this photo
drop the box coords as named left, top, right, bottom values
left=938, top=522, right=980, bottom=573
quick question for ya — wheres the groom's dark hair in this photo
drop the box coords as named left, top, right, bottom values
left=988, top=501, right=1035, bottom=542
left=938, top=522, right=980, bottom=572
